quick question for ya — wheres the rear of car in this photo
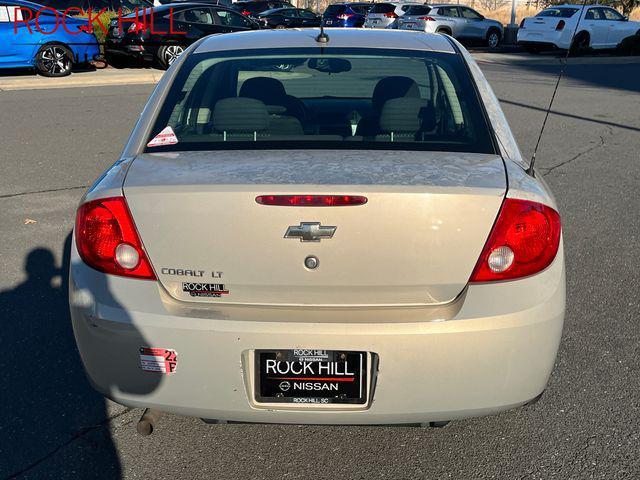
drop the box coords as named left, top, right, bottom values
left=363, top=2, right=417, bottom=29
left=70, top=30, right=564, bottom=424
left=322, top=3, right=371, bottom=27
left=397, top=5, right=434, bottom=32
left=517, top=5, right=581, bottom=51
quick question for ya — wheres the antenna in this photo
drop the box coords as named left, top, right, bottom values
left=527, top=0, right=588, bottom=176
left=315, top=25, right=329, bottom=44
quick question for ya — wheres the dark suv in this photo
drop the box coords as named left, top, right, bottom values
left=322, top=2, right=372, bottom=28
left=105, top=3, right=259, bottom=69
left=230, top=0, right=294, bottom=18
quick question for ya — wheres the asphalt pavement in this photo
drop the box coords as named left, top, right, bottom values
left=1, top=53, right=639, bottom=479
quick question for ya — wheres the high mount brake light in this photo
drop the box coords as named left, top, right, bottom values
left=256, top=195, right=368, bottom=207
left=556, top=19, right=565, bottom=30
left=469, top=198, right=561, bottom=282
left=75, top=197, right=156, bottom=280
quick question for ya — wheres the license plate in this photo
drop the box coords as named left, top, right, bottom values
left=255, top=349, right=367, bottom=404
left=405, top=22, right=416, bottom=28
left=325, top=20, right=333, bottom=25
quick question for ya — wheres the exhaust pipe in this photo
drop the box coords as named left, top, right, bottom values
left=136, top=408, right=163, bottom=436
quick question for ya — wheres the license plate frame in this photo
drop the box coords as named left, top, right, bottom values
left=255, top=349, right=368, bottom=405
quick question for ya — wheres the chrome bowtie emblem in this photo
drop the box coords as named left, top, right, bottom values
left=285, top=222, right=336, bottom=242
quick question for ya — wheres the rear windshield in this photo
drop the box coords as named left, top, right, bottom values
left=324, top=5, right=346, bottom=15
left=369, top=3, right=395, bottom=13
left=405, top=5, right=430, bottom=15
left=146, top=48, right=495, bottom=155
left=231, top=2, right=264, bottom=12
left=536, top=7, right=578, bottom=18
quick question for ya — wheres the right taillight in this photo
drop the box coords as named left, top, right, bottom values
left=384, top=12, right=398, bottom=18
left=469, top=198, right=561, bottom=283
left=556, top=20, right=565, bottom=30
left=75, top=197, right=156, bottom=280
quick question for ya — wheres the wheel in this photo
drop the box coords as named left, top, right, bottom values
left=35, top=44, right=73, bottom=77
left=436, top=28, right=451, bottom=36
left=486, top=29, right=500, bottom=49
left=157, top=45, right=185, bottom=70
left=570, top=32, right=589, bottom=56
left=275, top=24, right=286, bottom=29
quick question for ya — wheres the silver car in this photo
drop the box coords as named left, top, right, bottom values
left=70, top=28, right=564, bottom=426
left=399, top=3, right=503, bottom=48
left=363, top=1, right=422, bottom=29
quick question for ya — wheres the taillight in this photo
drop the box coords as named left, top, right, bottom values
left=128, top=21, right=146, bottom=33
left=338, top=13, right=354, bottom=20
left=241, top=9, right=251, bottom=15
left=556, top=20, right=565, bottom=30
left=384, top=12, right=397, bottom=18
left=256, top=195, right=368, bottom=206
left=469, top=198, right=561, bottom=282
left=75, top=197, right=156, bottom=280
left=417, top=16, right=435, bottom=21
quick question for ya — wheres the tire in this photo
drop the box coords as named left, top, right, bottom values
left=157, top=44, right=185, bottom=70
left=35, top=44, right=73, bottom=77
left=275, top=24, right=286, bottom=29
left=486, top=29, right=500, bottom=49
left=570, top=31, right=590, bottom=56
left=436, top=28, right=451, bottom=36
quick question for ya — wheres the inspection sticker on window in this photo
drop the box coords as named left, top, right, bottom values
left=147, top=126, right=178, bottom=147
left=139, top=347, right=178, bottom=375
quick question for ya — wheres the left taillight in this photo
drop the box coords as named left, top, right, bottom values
left=556, top=20, right=565, bottom=31
left=75, top=197, right=156, bottom=280
left=384, top=12, right=398, bottom=18
left=469, top=198, right=561, bottom=283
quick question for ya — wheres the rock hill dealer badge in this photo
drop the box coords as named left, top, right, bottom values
left=255, top=349, right=368, bottom=404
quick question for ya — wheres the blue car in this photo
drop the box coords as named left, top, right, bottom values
left=0, top=0, right=99, bottom=76
left=321, top=2, right=372, bottom=28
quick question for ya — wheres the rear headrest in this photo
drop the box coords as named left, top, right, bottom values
left=379, top=98, right=429, bottom=134
left=213, top=97, right=270, bottom=133
left=239, top=77, right=287, bottom=105
left=372, top=76, right=420, bottom=114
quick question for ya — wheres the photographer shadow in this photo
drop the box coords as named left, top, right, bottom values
left=0, top=233, right=161, bottom=478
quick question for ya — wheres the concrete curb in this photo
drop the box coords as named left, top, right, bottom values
left=0, top=68, right=163, bottom=91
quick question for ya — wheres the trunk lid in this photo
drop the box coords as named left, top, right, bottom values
left=124, top=150, right=506, bottom=306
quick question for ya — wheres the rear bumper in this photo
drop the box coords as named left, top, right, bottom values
left=70, top=242, right=565, bottom=424
left=517, top=30, right=570, bottom=50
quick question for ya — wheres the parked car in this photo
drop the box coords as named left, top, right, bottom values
left=398, top=4, right=503, bottom=48
left=32, top=0, right=153, bottom=14
left=363, top=1, right=422, bottom=29
left=70, top=28, right=565, bottom=427
left=157, top=0, right=232, bottom=5
left=321, top=2, right=372, bottom=28
left=230, top=0, right=293, bottom=18
left=0, top=0, right=99, bottom=76
left=258, top=7, right=320, bottom=29
left=105, top=3, right=259, bottom=69
left=518, top=4, right=640, bottom=53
